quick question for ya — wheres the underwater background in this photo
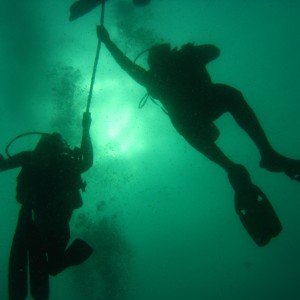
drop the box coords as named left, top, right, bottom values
left=1, top=0, right=300, bottom=299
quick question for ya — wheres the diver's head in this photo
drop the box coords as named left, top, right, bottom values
left=34, top=133, right=68, bottom=157
left=133, top=0, right=151, bottom=6
left=147, top=43, right=172, bottom=73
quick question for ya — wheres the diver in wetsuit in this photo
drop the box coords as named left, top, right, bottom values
left=0, top=112, right=93, bottom=300
left=96, top=25, right=300, bottom=246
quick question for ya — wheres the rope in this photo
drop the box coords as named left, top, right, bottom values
left=85, top=1, right=106, bottom=113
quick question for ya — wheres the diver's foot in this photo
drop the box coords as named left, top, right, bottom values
left=260, top=153, right=300, bottom=182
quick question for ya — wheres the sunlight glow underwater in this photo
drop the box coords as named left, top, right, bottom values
left=91, top=80, right=147, bottom=158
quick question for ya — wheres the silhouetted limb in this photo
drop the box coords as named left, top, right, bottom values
left=9, top=206, right=31, bottom=300
left=208, top=84, right=300, bottom=180
left=29, top=225, right=49, bottom=300
left=47, top=238, right=93, bottom=276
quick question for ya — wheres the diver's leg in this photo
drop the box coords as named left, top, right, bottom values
left=8, top=206, right=31, bottom=300
left=182, top=129, right=282, bottom=246
left=213, top=84, right=274, bottom=158
left=179, top=124, right=242, bottom=175
left=46, top=225, right=70, bottom=276
left=192, top=138, right=237, bottom=172
left=46, top=221, right=92, bottom=276
left=29, top=225, right=49, bottom=300
left=216, top=84, right=300, bottom=179
left=178, top=123, right=264, bottom=196
left=187, top=139, right=258, bottom=190
left=47, top=235, right=93, bottom=276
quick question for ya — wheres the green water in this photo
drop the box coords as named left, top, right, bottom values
left=1, top=0, right=300, bottom=299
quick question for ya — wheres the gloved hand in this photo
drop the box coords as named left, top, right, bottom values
left=82, top=112, right=92, bottom=131
left=97, top=25, right=110, bottom=43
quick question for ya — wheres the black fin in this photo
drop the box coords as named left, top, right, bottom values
left=235, top=184, right=282, bottom=246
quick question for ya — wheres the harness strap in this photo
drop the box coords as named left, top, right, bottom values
left=139, top=93, right=169, bottom=115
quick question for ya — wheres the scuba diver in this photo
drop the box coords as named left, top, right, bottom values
left=69, top=0, right=151, bottom=21
left=0, top=112, right=93, bottom=300
left=96, top=25, right=300, bottom=246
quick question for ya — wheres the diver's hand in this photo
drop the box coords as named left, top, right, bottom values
left=97, top=25, right=110, bottom=43
left=82, top=112, right=92, bottom=131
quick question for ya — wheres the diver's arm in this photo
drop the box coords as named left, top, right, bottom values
left=97, top=25, right=151, bottom=87
left=80, top=112, right=93, bottom=173
left=0, top=152, right=31, bottom=171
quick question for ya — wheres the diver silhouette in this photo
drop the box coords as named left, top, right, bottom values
left=0, top=112, right=93, bottom=300
left=96, top=25, right=300, bottom=246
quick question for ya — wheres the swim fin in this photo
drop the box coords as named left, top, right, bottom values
left=49, top=239, right=93, bottom=276
left=65, top=238, right=94, bottom=266
left=228, top=164, right=282, bottom=246
left=234, top=184, right=282, bottom=246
